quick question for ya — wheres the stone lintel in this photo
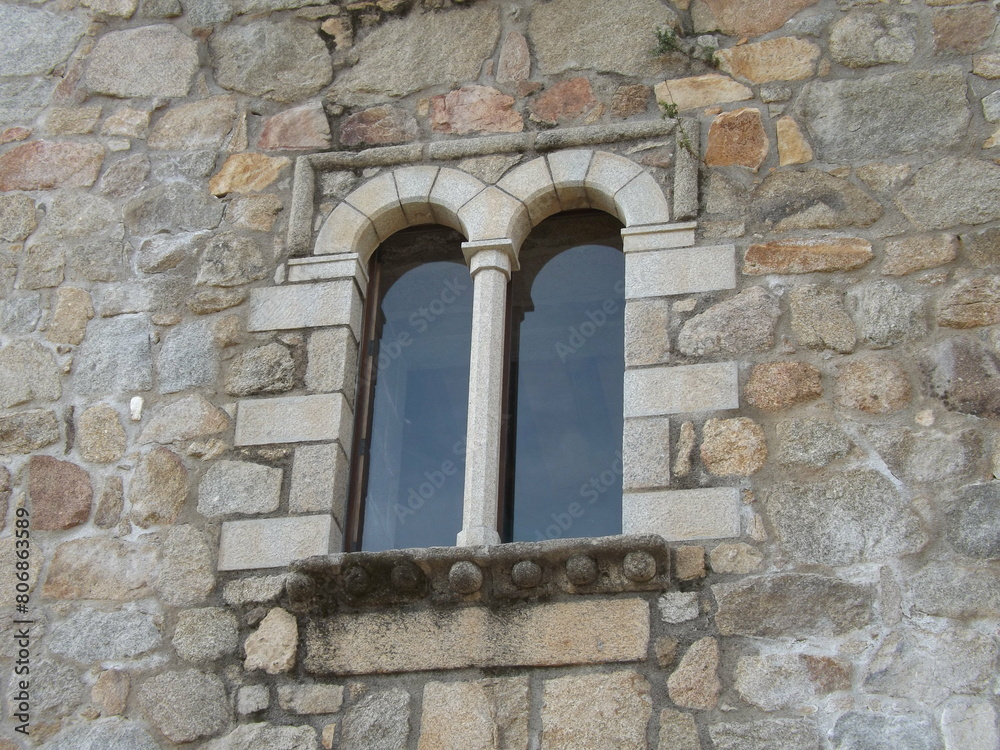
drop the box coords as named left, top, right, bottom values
left=219, top=514, right=334, bottom=571
left=623, top=487, right=740, bottom=541
left=286, top=253, right=368, bottom=289
left=624, top=362, right=739, bottom=417
left=625, top=244, right=736, bottom=299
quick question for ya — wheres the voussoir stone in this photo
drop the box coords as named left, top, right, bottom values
left=0, top=141, right=104, bottom=192
left=78, top=404, right=126, bottom=463
left=704, top=108, right=769, bottom=171
left=678, top=286, right=779, bottom=356
left=751, top=171, right=881, bottom=232
left=29, top=456, right=92, bottom=531
left=936, top=275, right=1000, bottom=328
left=947, top=483, right=1000, bottom=560
left=430, top=85, right=523, bottom=135
left=700, top=0, right=819, bottom=37
left=148, top=96, right=237, bottom=151
left=925, top=336, right=1000, bottom=418
left=701, top=418, right=767, bottom=477
left=789, top=285, right=857, bottom=353
left=86, top=26, right=198, bottom=98
left=198, top=460, right=281, bottom=516
left=210, top=21, right=332, bottom=102
left=716, top=37, right=820, bottom=83
left=129, top=447, right=188, bottom=528
left=43, top=537, right=159, bottom=600
left=744, top=361, right=822, bottom=411
left=541, top=671, right=651, bottom=749
left=836, top=357, right=911, bottom=414
left=829, top=12, right=918, bottom=68
left=139, top=669, right=230, bottom=743
left=339, top=105, right=418, bottom=147
left=897, top=157, right=1000, bottom=230
left=258, top=102, right=331, bottom=150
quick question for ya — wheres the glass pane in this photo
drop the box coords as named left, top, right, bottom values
left=505, top=214, right=624, bottom=542
left=360, top=232, right=472, bottom=551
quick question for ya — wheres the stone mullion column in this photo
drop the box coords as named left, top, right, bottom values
left=457, top=239, right=517, bottom=547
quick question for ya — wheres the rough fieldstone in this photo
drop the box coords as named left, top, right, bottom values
left=541, top=672, right=651, bottom=749
left=17, top=241, right=64, bottom=289
left=856, top=162, right=911, bottom=195
left=1, top=294, right=41, bottom=335
left=137, top=233, right=197, bottom=274
left=419, top=678, right=528, bottom=749
left=226, top=343, right=294, bottom=396
left=936, top=275, right=1000, bottom=328
left=125, top=182, right=223, bottom=236
left=744, top=361, right=822, bottom=411
left=0, top=141, right=104, bottom=192
left=904, top=429, right=979, bottom=483
left=716, top=37, right=820, bottom=83
left=668, top=638, right=720, bottom=710
left=829, top=12, right=917, bottom=67
left=962, top=226, right=1000, bottom=268
left=912, top=562, right=1000, bottom=620
left=852, top=280, right=925, bottom=348
left=933, top=5, right=996, bottom=55
left=658, top=592, right=699, bottom=624
left=140, top=393, right=231, bottom=444
left=0, top=409, right=59, bottom=454
left=86, top=26, right=199, bottom=98
left=278, top=684, right=344, bottom=715
left=678, top=287, right=779, bottom=356
left=531, top=0, right=677, bottom=77
left=340, top=105, right=418, bottom=147
left=157, top=320, right=218, bottom=394
left=0, top=339, right=61, bottom=407
left=94, top=476, right=124, bottom=529
left=91, top=670, right=130, bottom=716
left=865, top=625, right=997, bottom=706
left=184, top=0, right=232, bottom=27
left=789, top=285, right=857, bottom=353
left=655, top=74, right=753, bottom=113
left=42, top=537, right=158, bottom=600
left=258, top=101, right=331, bottom=150
left=710, top=720, right=820, bottom=750
left=102, top=107, right=150, bottom=138
left=709, top=542, right=764, bottom=574
left=173, top=608, right=239, bottom=662
left=209, top=153, right=290, bottom=196
left=223, top=575, right=286, bottom=606
left=883, top=234, right=957, bottom=276
left=78, top=404, right=126, bottom=463
left=29, top=456, right=92, bottom=531
left=237, top=685, right=269, bottom=715
left=196, top=232, right=269, bottom=287
left=497, top=31, right=530, bottom=84
left=836, top=358, right=910, bottom=414
left=947, top=483, right=1000, bottom=559
left=897, top=157, right=1000, bottom=230
left=925, top=336, right=1000, bottom=418
left=45, top=193, right=118, bottom=242
left=129, top=447, right=188, bottom=528
left=776, top=116, right=813, bottom=166
left=198, top=460, right=281, bottom=517
left=734, top=653, right=844, bottom=711
left=50, top=607, right=160, bottom=663
left=245, top=607, right=297, bottom=674
left=764, top=470, right=925, bottom=566
left=46, top=287, right=94, bottom=345
left=139, top=669, right=230, bottom=743
left=0, top=6, right=87, bottom=77
left=714, top=574, right=873, bottom=637
left=0, top=194, right=37, bottom=241
left=530, top=77, right=598, bottom=125
left=704, top=108, right=768, bottom=171
left=941, top=699, right=999, bottom=750
left=699, top=0, right=819, bottom=37
left=751, top=171, right=881, bottom=231
left=148, top=96, right=237, bottom=150
left=46, top=106, right=102, bottom=135
left=798, top=69, right=969, bottom=161
left=611, top=84, right=650, bottom=119
left=50, top=718, right=159, bottom=750
left=210, top=21, right=332, bottom=102
left=155, top=524, right=215, bottom=606
left=230, top=194, right=283, bottom=232
left=701, top=418, right=767, bottom=476
left=100, top=153, right=151, bottom=199
left=776, top=418, right=851, bottom=467
left=0, top=79, right=56, bottom=127
left=101, top=278, right=190, bottom=319
left=189, top=288, right=247, bottom=314
left=204, top=724, right=318, bottom=750
left=18, top=658, right=85, bottom=721
left=430, top=85, right=523, bottom=135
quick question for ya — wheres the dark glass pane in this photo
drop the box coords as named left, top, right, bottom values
left=505, top=214, right=624, bottom=543
left=359, top=231, right=472, bottom=551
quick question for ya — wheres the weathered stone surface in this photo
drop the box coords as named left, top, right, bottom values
left=103, top=107, right=150, bottom=138
left=764, top=470, right=925, bottom=566
left=709, top=543, right=763, bottom=574
left=714, top=574, right=873, bottom=637
left=0, top=79, right=57, bottom=128
left=943, top=699, right=999, bottom=750
left=912, top=562, right=1000, bottom=620
left=530, top=77, right=597, bottom=125
left=125, top=182, right=224, bottom=235
left=210, top=153, right=290, bottom=196
left=658, top=592, right=699, bottom=624
left=0, top=6, right=86, bottom=76
left=776, top=418, right=851, bottom=467
left=198, top=460, right=281, bottom=517
left=78, top=404, right=126, bottom=463
left=46, top=287, right=94, bottom=345
left=136, top=233, right=195, bottom=274
left=716, top=37, right=819, bottom=83
left=497, top=31, right=530, bottom=84
left=17, top=241, right=64, bottom=289
left=898, top=157, right=1000, bottom=230
left=342, top=689, right=410, bottom=750
left=744, top=362, right=822, bottom=411
left=29, top=456, right=91, bottom=531
left=799, top=69, right=969, bottom=161
left=173, top=608, right=239, bottom=662
left=226, top=343, right=294, bottom=396
left=245, top=607, right=297, bottom=674
left=46, top=107, right=102, bottom=135
left=936, top=275, right=1000, bottom=328
left=710, top=720, right=819, bottom=750
left=148, top=96, right=236, bottom=150
left=654, top=74, right=752, bottom=112
left=542, top=671, right=651, bottom=749
left=701, top=418, right=767, bottom=477
left=156, top=320, right=217, bottom=394
left=611, top=84, right=650, bottom=119
left=0, top=141, right=104, bottom=192
left=789, top=285, right=857, bottom=353
left=94, top=476, right=124, bottom=529
left=947, top=483, right=1000, bottom=559
left=419, top=677, right=528, bottom=750
left=705, top=108, right=768, bottom=171
left=865, top=625, right=997, bottom=706
left=50, top=607, right=160, bottom=663
left=139, top=669, right=230, bottom=743
left=659, top=708, right=701, bottom=750
left=141, top=394, right=231, bottom=445
left=46, top=192, right=119, bottom=242
left=236, top=685, right=269, bottom=715
left=0, top=194, right=37, bottom=241
left=933, top=5, right=996, bottom=54
left=883, top=234, right=957, bottom=276
left=86, top=26, right=198, bottom=98
left=210, top=21, right=331, bottom=102
left=1, top=294, right=41, bottom=335
left=204, top=724, right=318, bottom=750
left=431, top=85, right=523, bottom=135
left=129, top=447, right=188, bottom=528
left=829, top=12, right=917, bottom=68
left=223, top=574, right=286, bottom=606
left=51, top=718, right=159, bottom=749
left=625, top=298, right=670, bottom=367
left=700, top=0, right=819, bottom=37
left=735, top=653, right=847, bottom=711
left=776, top=115, right=812, bottom=166
left=751, top=171, right=881, bottom=232
left=852, top=280, right=926, bottom=348
left=925, top=336, right=1000, bottom=418
left=667, top=638, right=720, bottom=710
left=156, top=524, right=215, bottom=606
left=340, top=105, right=419, bottom=146
left=196, top=232, right=269, bottom=287
left=278, top=684, right=344, bottom=715
left=0, top=409, right=59, bottom=454
left=19, top=658, right=85, bottom=721
left=92, top=670, right=130, bottom=716
left=836, top=358, right=911, bottom=414
left=856, top=162, right=912, bottom=196
left=0, top=339, right=60, bottom=407
left=963, top=226, right=1000, bottom=268
left=678, top=287, right=779, bottom=356
left=230, top=194, right=283, bottom=232
left=43, top=537, right=158, bottom=600
left=258, top=101, right=331, bottom=150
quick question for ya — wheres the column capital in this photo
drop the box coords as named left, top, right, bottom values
left=462, top=238, right=519, bottom=278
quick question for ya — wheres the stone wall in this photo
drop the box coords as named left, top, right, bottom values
left=1, top=0, right=999, bottom=747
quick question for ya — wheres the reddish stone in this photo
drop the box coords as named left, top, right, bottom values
left=0, top=128, right=31, bottom=145
left=258, top=102, right=332, bottom=150
left=744, top=238, right=873, bottom=275
left=430, top=85, right=523, bottom=135
left=0, top=141, right=104, bottom=192
left=744, top=362, right=823, bottom=411
left=611, top=84, right=651, bottom=119
left=802, top=655, right=851, bottom=693
left=934, top=6, right=997, bottom=55
left=530, top=77, right=598, bottom=126
left=496, top=31, right=530, bottom=84
left=836, top=358, right=911, bottom=414
left=705, top=108, right=769, bottom=171
left=339, top=105, right=418, bottom=146
left=29, top=456, right=93, bottom=531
